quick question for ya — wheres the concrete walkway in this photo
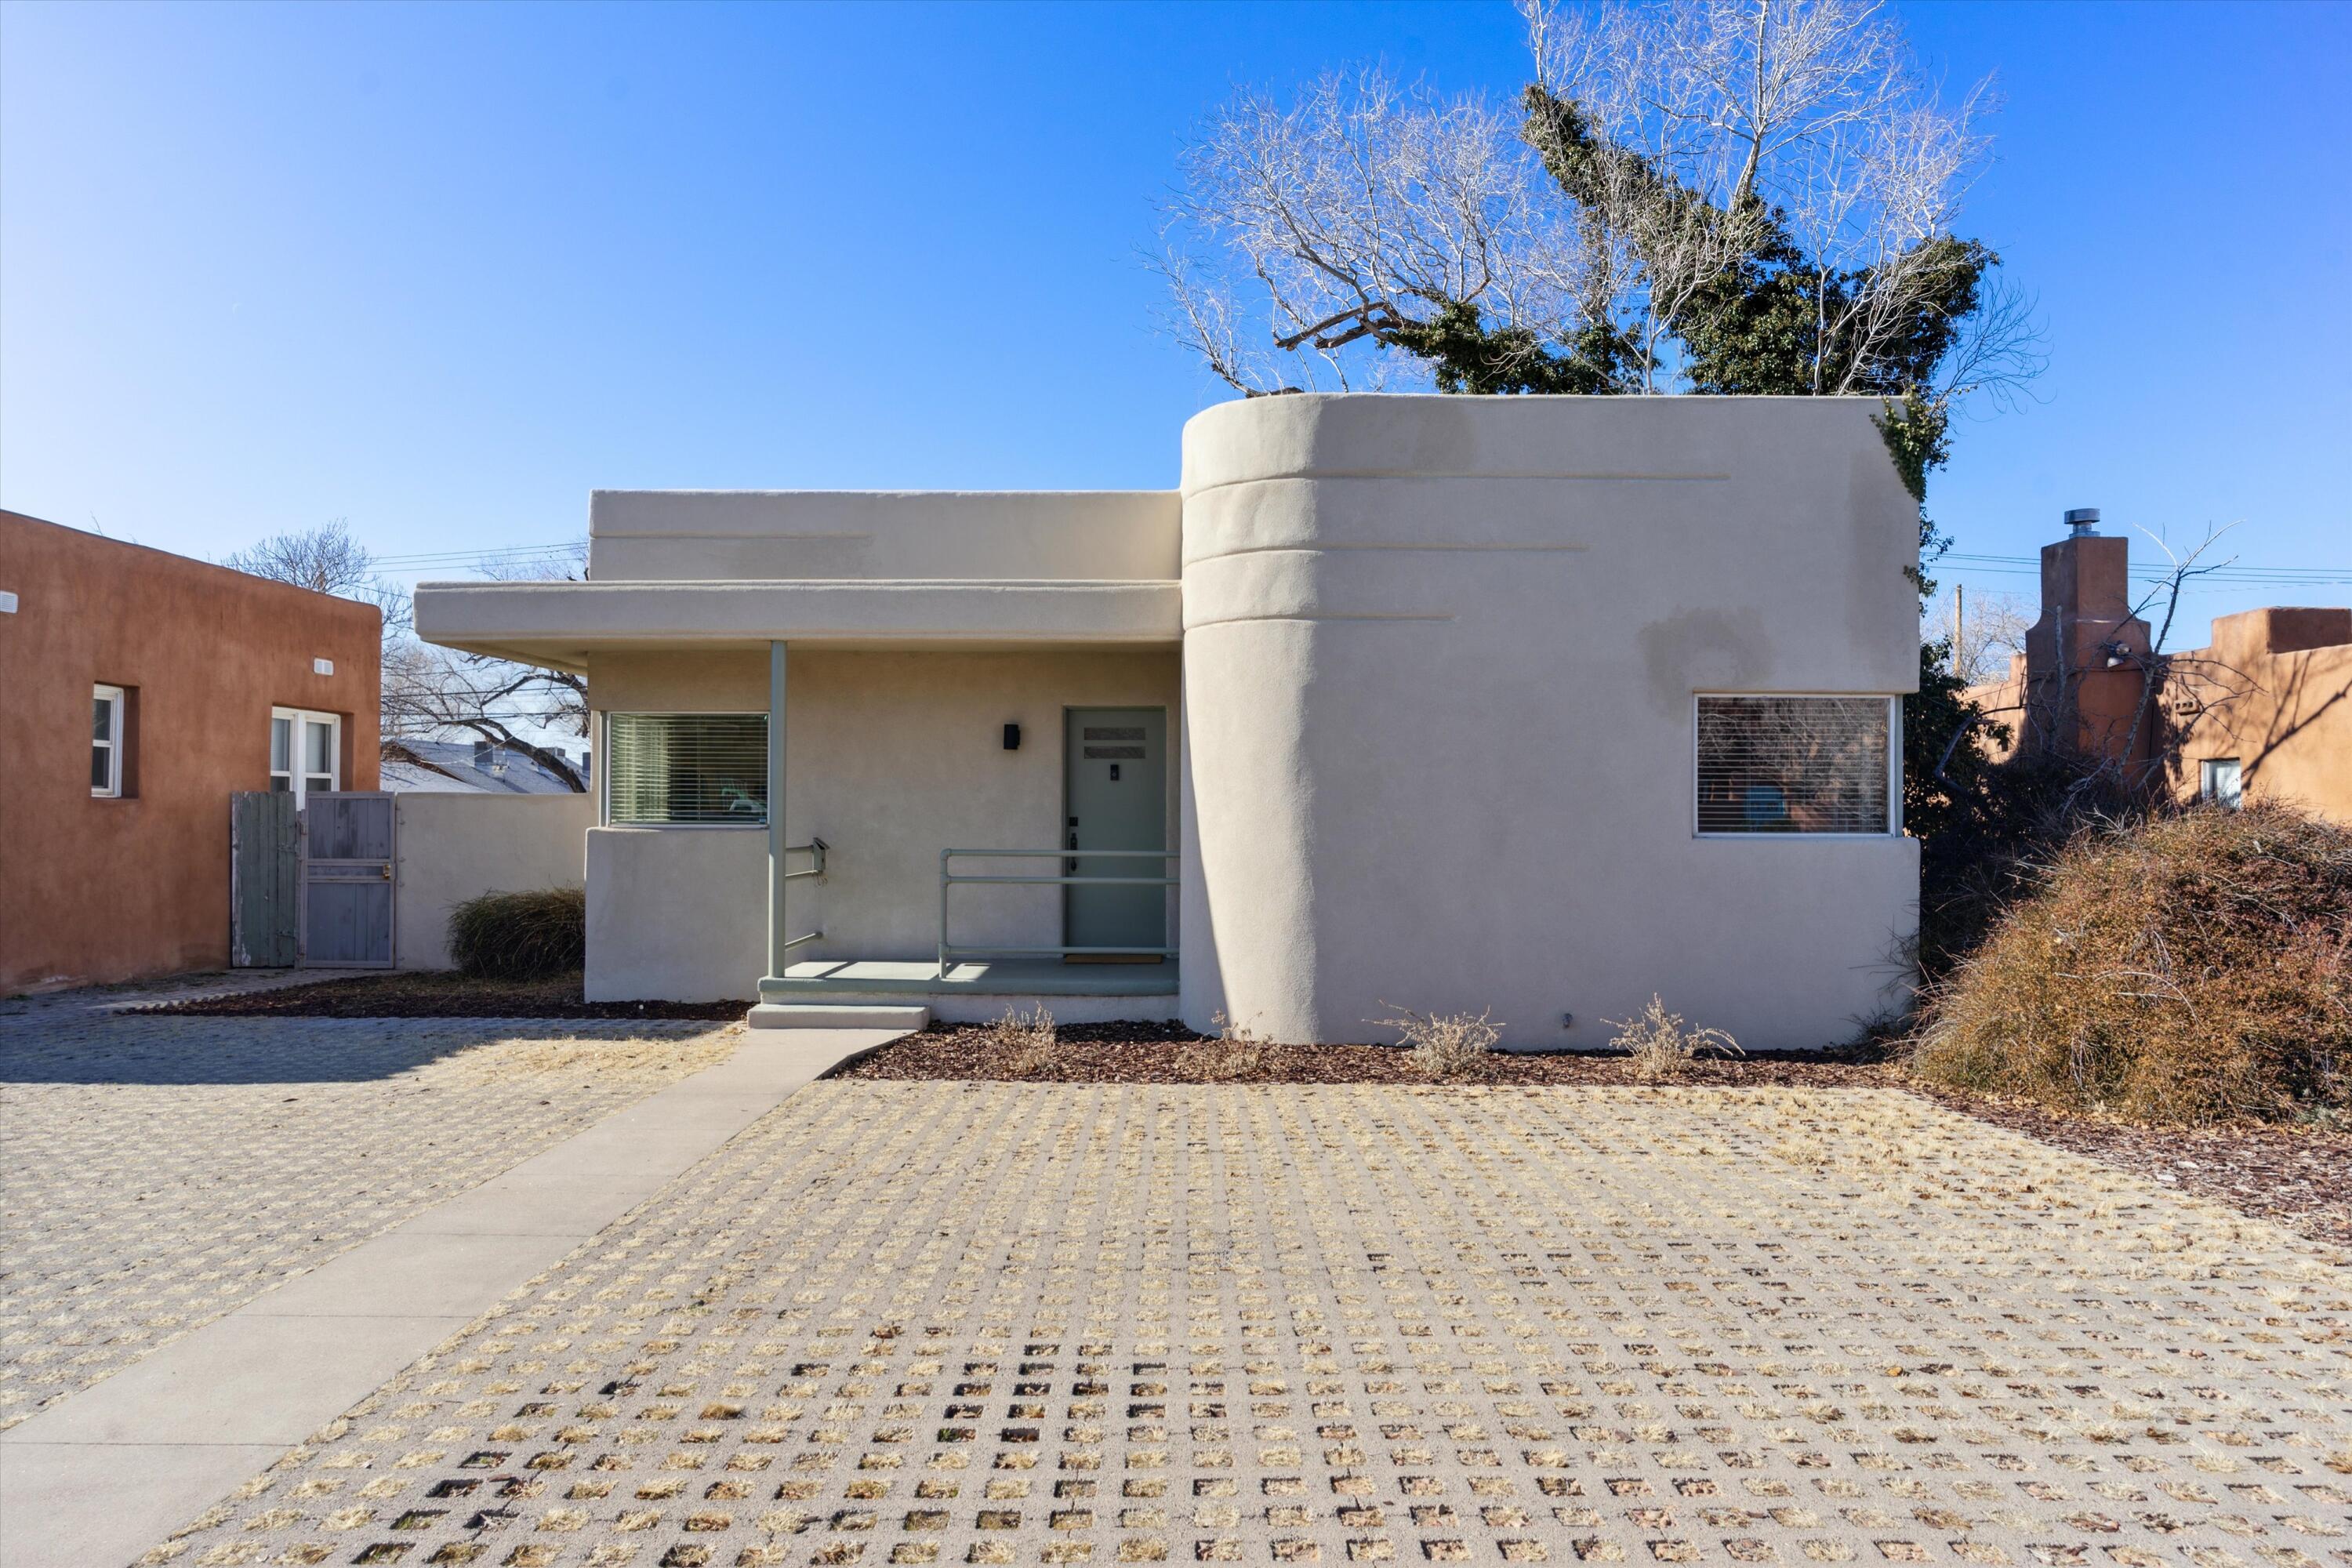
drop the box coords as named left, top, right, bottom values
left=0, top=1025, right=900, bottom=1568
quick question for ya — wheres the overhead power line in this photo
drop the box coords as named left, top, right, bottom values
left=1939, top=551, right=2352, bottom=587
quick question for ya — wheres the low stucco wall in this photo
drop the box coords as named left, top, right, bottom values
left=1178, top=394, right=1922, bottom=1049
left=394, top=792, right=592, bottom=970
left=585, top=826, right=765, bottom=1002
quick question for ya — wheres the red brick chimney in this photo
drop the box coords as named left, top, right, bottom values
left=2015, top=508, right=2158, bottom=768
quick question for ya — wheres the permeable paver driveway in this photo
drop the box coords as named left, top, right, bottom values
left=145, top=1082, right=2349, bottom=1568
left=0, top=1011, right=738, bottom=1432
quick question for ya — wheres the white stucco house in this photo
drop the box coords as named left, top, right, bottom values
left=415, top=394, right=1921, bottom=1047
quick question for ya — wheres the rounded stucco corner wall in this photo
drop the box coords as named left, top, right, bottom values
left=1177, top=393, right=1922, bottom=1049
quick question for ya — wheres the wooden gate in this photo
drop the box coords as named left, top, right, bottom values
left=300, top=792, right=397, bottom=967
left=230, top=792, right=300, bottom=966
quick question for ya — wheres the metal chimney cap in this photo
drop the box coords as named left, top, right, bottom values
left=2064, top=506, right=2101, bottom=535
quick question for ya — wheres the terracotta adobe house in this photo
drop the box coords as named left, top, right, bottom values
left=0, top=510, right=382, bottom=993
left=416, top=394, right=1922, bottom=1047
left=1965, top=510, right=2352, bottom=821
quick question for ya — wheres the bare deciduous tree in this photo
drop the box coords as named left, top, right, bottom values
left=1160, top=0, right=2043, bottom=406
left=379, top=541, right=590, bottom=790
left=1156, top=68, right=1599, bottom=394
left=221, top=519, right=409, bottom=634
left=232, top=524, right=596, bottom=790
left=1936, top=586, right=2029, bottom=685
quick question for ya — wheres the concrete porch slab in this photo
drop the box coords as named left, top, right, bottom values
left=763, top=955, right=1178, bottom=998
left=748, top=1002, right=931, bottom=1030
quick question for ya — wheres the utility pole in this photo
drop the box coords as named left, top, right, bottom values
left=1952, top=583, right=1965, bottom=677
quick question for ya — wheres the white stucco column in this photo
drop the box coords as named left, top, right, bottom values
left=765, top=638, right=788, bottom=980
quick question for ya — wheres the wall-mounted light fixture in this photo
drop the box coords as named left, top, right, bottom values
left=1003, top=723, right=1021, bottom=751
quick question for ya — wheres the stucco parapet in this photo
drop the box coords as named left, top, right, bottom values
left=1178, top=390, right=1898, bottom=495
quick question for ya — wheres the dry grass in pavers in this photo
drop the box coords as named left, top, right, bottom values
left=140, top=1081, right=2352, bottom=1568
left=840, top=1023, right=2352, bottom=1246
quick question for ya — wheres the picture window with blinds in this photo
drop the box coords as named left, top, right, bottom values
left=1695, top=695, right=1896, bottom=835
left=607, top=713, right=768, bottom=826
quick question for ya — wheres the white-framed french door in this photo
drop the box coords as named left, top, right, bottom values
left=270, top=707, right=343, bottom=806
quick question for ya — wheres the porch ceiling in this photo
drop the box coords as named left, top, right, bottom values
left=412, top=578, right=1183, bottom=670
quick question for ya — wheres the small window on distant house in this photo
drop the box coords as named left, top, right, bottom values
left=606, top=713, right=768, bottom=826
left=92, top=684, right=125, bottom=797
left=270, top=707, right=342, bottom=805
left=1695, top=695, right=1896, bottom=835
left=2200, top=757, right=2243, bottom=810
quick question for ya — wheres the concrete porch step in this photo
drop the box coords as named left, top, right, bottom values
left=746, top=1003, right=931, bottom=1032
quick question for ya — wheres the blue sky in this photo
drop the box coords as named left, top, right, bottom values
left=4, top=0, right=2347, bottom=647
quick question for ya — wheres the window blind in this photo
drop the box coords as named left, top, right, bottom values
left=1695, top=696, right=1892, bottom=835
left=607, top=713, right=768, bottom=826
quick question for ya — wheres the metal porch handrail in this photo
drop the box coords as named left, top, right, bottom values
left=778, top=837, right=829, bottom=958
left=938, top=846, right=1177, bottom=978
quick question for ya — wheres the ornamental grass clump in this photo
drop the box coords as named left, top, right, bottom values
left=985, top=1003, right=1058, bottom=1076
left=1909, top=802, right=2352, bottom=1125
left=1607, top=995, right=1743, bottom=1083
left=1375, top=1004, right=1503, bottom=1082
left=446, top=887, right=587, bottom=981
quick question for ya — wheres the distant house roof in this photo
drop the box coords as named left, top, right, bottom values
left=380, top=739, right=587, bottom=795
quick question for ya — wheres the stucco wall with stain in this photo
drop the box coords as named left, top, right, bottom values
left=0, top=510, right=382, bottom=991
left=1178, top=394, right=1922, bottom=1049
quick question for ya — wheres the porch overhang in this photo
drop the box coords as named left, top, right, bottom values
left=412, top=578, right=1184, bottom=670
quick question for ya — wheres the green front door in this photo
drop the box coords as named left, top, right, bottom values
left=1063, top=707, right=1168, bottom=956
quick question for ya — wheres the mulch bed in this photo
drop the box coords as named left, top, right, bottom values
left=140, top=971, right=743, bottom=1022
left=836, top=1021, right=1901, bottom=1087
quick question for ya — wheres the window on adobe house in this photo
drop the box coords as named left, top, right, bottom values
left=1694, top=695, right=1900, bottom=835
left=92, top=684, right=126, bottom=797
left=2200, top=757, right=2244, bottom=810
left=270, top=707, right=342, bottom=805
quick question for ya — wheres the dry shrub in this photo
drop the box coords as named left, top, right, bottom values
left=1374, top=1004, right=1502, bottom=1082
left=1606, top=995, right=1742, bottom=1083
left=984, top=1003, right=1058, bottom=1076
left=1909, top=802, right=2352, bottom=1125
left=1204, top=1011, right=1269, bottom=1080
left=447, top=887, right=587, bottom=981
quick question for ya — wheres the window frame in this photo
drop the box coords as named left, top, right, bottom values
left=270, top=706, right=343, bottom=807
left=92, top=684, right=125, bottom=798
left=2200, top=757, right=2244, bottom=810
left=1691, top=692, right=1903, bottom=840
left=601, top=710, right=770, bottom=829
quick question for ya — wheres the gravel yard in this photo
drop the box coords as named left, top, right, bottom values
left=143, top=1080, right=2350, bottom=1568
left=0, top=1011, right=738, bottom=1432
